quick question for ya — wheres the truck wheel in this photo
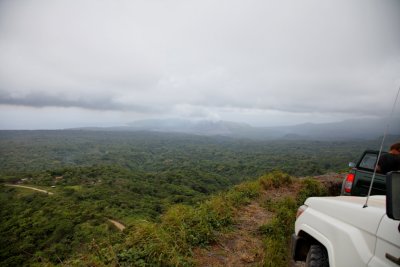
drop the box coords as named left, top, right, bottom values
left=305, top=244, right=329, bottom=267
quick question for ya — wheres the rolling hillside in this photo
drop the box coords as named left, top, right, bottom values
left=74, top=117, right=400, bottom=141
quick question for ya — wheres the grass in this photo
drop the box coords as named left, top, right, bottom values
left=115, top=176, right=262, bottom=266
left=70, top=172, right=332, bottom=266
left=260, top=197, right=297, bottom=266
left=260, top=177, right=329, bottom=267
left=64, top=185, right=83, bottom=191
left=259, top=170, right=292, bottom=190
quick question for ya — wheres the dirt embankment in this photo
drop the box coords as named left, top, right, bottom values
left=193, top=173, right=343, bottom=267
left=193, top=183, right=300, bottom=266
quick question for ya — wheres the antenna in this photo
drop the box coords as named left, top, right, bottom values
left=363, top=86, right=400, bottom=208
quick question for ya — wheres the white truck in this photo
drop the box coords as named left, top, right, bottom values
left=291, top=171, right=400, bottom=267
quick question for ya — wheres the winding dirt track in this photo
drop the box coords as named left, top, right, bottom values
left=5, top=184, right=128, bottom=232
left=5, top=184, right=54, bottom=195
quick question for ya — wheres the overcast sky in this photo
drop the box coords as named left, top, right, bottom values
left=0, top=0, right=399, bottom=129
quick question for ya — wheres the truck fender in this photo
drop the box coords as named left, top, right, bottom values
left=297, top=224, right=335, bottom=267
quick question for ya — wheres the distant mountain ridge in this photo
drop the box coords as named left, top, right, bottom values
left=73, top=117, right=400, bottom=141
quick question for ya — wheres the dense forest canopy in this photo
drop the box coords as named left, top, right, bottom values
left=0, top=130, right=396, bottom=266
left=0, top=130, right=389, bottom=178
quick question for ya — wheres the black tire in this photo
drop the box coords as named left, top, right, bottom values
left=305, top=244, right=329, bottom=267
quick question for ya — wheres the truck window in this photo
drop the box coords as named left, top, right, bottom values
left=359, top=153, right=377, bottom=171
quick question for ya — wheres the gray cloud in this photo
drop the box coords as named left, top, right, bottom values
left=0, top=0, right=399, bottom=128
left=0, top=91, right=159, bottom=113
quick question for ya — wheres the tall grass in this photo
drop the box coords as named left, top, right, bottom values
left=61, top=172, right=337, bottom=266
left=69, top=172, right=331, bottom=266
left=259, top=170, right=292, bottom=190
left=260, top=197, right=297, bottom=267
left=116, top=178, right=261, bottom=266
left=260, top=178, right=328, bottom=267
left=296, top=178, right=328, bottom=205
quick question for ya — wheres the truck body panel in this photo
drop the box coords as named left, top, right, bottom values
left=305, top=196, right=385, bottom=234
left=295, top=196, right=386, bottom=266
left=293, top=194, right=400, bottom=267
left=369, top=216, right=400, bottom=267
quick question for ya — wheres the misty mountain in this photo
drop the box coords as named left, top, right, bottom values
left=74, top=117, right=400, bottom=141
left=273, top=118, right=400, bottom=140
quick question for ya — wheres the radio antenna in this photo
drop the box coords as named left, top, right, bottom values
left=363, top=86, right=400, bottom=208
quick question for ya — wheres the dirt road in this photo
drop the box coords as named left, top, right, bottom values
left=4, top=184, right=54, bottom=195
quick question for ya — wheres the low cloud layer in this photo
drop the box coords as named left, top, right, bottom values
left=0, top=0, right=399, bottom=129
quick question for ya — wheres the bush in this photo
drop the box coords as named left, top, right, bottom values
left=225, top=180, right=260, bottom=206
left=118, top=221, right=190, bottom=267
left=199, top=195, right=234, bottom=230
left=324, top=180, right=343, bottom=196
left=259, top=170, right=292, bottom=190
left=297, top=178, right=328, bottom=205
left=162, top=204, right=216, bottom=247
left=117, top=192, right=238, bottom=266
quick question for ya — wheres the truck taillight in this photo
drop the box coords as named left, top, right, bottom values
left=344, top=173, right=355, bottom=193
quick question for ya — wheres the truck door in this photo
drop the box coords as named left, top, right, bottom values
left=368, top=215, right=400, bottom=266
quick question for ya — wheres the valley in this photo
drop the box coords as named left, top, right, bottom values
left=0, top=130, right=395, bottom=266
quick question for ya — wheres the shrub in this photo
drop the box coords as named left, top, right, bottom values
left=117, top=195, right=238, bottom=266
left=259, top=170, right=292, bottom=190
left=225, top=180, right=260, bottom=206
left=199, top=195, right=234, bottom=230
left=162, top=204, right=215, bottom=247
left=297, top=178, right=328, bottom=205
left=118, top=221, right=190, bottom=267
left=324, top=180, right=343, bottom=196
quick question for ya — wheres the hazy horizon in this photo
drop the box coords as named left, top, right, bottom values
left=0, top=116, right=397, bottom=133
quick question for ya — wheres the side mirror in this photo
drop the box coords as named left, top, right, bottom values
left=387, top=171, right=400, bottom=220
left=349, top=162, right=356, bottom=168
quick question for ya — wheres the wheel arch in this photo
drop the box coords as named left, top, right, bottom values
left=293, top=229, right=333, bottom=265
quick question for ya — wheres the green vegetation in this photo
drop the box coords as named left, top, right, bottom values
left=0, top=130, right=382, bottom=180
left=259, top=170, right=292, bottom=190
left=0, top=130, right=380, bottom=266
left=260, top=178, right=328, bottom=267
left=116, top=180, right=261, bottom=266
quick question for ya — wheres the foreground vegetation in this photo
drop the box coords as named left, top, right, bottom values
left=260, top=176, right=329, bottom=266
left=0, top=130, right=387, bottom=266
left=1, top=170, right=334, bottom=266
left=70, top=171, right=331, bottom=266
